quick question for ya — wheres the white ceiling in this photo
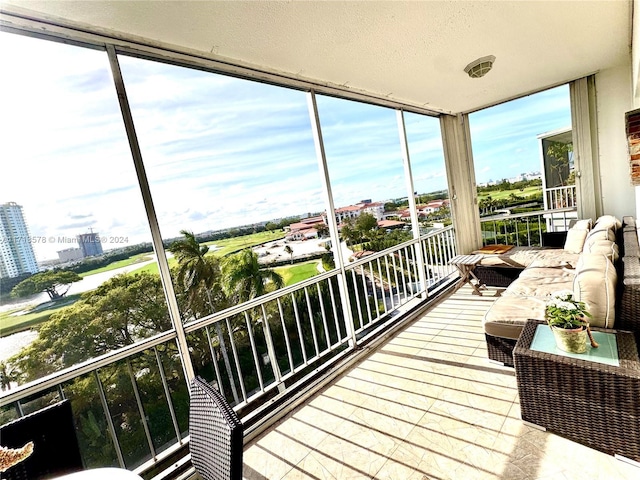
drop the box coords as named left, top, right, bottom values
left=0, top=1, right=632, bottom=114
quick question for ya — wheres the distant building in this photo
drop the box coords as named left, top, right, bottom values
left=0, top=202, right=39, bottom=278
left=58, top=247, right=84, bottom=263
left=77, top=231, right=103, bottom=257
left=285, top=216, right=324, bottom=241
left=322, top=200, right=386, bottom=226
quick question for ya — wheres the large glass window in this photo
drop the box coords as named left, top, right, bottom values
left=0, top=33, right=166, bottom=370
left=118, top=56, right=326, bottom=316
left=315, top=96, right=412, bottom=253
left=0, top=32, right=181, bottom=469
left=404, top=112, right=449, bottom=230
left=469, top=86, right=572, bottom=244
left=470, top=85, right=571, bottom=213
left=0, top=29, right=448, bottom=472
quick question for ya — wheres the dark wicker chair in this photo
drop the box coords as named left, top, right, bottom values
left=0, top=400, right=83, bottom=480
left=189, top=376, right=243, bottom=480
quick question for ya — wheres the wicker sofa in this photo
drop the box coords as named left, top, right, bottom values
left=481, top=215, right=640, bottom=366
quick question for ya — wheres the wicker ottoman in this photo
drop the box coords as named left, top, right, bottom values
left=513, top=319, right=640, bottom=463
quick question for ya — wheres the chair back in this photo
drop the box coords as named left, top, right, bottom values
left=0, top=399, right=83, bottom=480
left=189, top=376, right=243, bottom=480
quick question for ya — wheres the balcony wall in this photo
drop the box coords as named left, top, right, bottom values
left=595, top=64, right=636, bottom=219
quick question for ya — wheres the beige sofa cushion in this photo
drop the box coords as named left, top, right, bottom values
left=581, top=239, right=619, bottom=262
left=585, top=228, right=615, bottom=243
left=531, top=249, right=581, bottom=267
left=595, top=215, right=622, bottom=231
left=564, top=228, right=588, bottom=253
left=483, top=296, right=547, bottom=339
left=573, top=253, right=617, bottom=328
left=504, top=266, right=574, bottom=297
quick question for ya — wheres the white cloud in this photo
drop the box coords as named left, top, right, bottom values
left=1, top=30, right=567, bottom=264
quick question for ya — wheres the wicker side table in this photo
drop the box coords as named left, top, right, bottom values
left=514, top=319, right=640, bottom=463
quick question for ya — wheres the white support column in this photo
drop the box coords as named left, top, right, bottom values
left=440, top=114, right=482, bottom=254
left=570, top=76, right=603, bottom=220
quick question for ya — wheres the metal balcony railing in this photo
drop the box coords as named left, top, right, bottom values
left=0, top=226, right=458, bottom=477
left=545, top=184, right=577, bottom=209
left=480, top=207, right=577, bottom=247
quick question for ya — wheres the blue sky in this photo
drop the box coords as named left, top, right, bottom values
left=470, top=86, right=571, bottom=184
left=1, top=31, right=570, bottom=261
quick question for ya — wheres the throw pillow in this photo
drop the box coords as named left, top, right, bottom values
left=595, top=215, right=622, bottom=231
left=572, top=218, right=592, bottom=230
left=563, top=228, right=588, bottom=253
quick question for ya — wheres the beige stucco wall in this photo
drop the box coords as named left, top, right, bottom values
left=595, top=64, right=637, bottom=218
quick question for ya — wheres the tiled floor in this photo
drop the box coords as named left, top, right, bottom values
left=242, top=286, right=639, bottom=479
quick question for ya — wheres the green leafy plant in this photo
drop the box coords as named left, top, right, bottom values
left=545, top=290, right=592, bottom=329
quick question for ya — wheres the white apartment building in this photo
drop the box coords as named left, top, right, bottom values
left=0, top=202, right=39, bottom=278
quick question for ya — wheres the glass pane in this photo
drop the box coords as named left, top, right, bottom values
left=63, top=375, right=119, bottom=469
left=315, top=96, right=413, bottom=254
left=469, top=85, right=572, bottom=245
left=118, top=55, right=327, bottom=318
left=469, top=85, right=571, bottom=214
left=157, top=342, right=190, bottom=437
left=0, top=33, right=167, bottom=386
left=132, top=348, right=179, bottom=455
left=404, top=112, right=449, bottom=230
left=98, top=361, right=151, bottom=469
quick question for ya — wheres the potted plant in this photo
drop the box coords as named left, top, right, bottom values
left=545, top=290, right=597, bottom=353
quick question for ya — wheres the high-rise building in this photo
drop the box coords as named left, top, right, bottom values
left=77, top=231, right=103, bottom=257
left=0, top=202, right=39, bottom=279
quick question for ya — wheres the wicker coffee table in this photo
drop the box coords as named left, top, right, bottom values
left=513, top=319, right=640, bottom=463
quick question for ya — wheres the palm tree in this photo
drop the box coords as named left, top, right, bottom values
left=223, top=249, right=284, bottom=303
left=170, top=230, right=220, bottom=310
left=169, top=230, right=238, bottom=401
left=284, top=245, right=293, bottom=264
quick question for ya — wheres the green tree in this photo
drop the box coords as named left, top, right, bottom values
left=264, top=221, right=279, bottom=232
left=8, top=271, right=187, bottom=468
left=0, top=361, right=17, bottom=391
left=284, top=245, right=293, bottom=264
left=169, top=230, right=223, bottom=313
left=340, top=218, right=360, bottom=246
left=315, top=223, right=329, bottom=238
left=11, top=270, right=82, bottom=300
left=223, top=249, right=284, bottom=303
left=10, top=272, right=171, bottom=382
left=168, top=230, right=236, bottom=400
left=546, top=141, right=573, bottom=186
left=355, top=213, right=378, bottom=240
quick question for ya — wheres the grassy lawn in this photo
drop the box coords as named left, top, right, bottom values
left=0, top=231, right=288, bottom=335
left=0, top=293, right=82, bottom=337
left=129, top=231, right=286, bottom=276
left=79, top=253, right=154, bottom=277
left=204, top=230, right=285, bottom=257
left=477, top=185, right=542, bottom=202
left=274, top=261, right=320, bottom=286
left=130, top=257, right=178, bottom=276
